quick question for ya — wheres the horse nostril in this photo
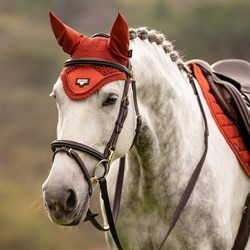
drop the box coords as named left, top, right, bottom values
left=66, top=190, right=77, bottom=212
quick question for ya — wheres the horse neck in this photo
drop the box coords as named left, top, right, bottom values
left=128, top=39, right=205, bottom=192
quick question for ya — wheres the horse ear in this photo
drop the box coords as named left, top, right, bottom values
left=109, top=12, right=129, bottom=61
left=49, top=11, right=86, bottom=55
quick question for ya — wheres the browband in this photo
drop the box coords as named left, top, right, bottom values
left=91, top=33, right=110, bottom=38
left=64, top=58, right=131, bottom=76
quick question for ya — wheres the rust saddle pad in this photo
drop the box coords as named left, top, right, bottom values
left=190, top=63, right=250, bottom=177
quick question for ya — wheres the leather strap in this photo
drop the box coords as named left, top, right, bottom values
left=84, top=157, right=126, bottom=231
left=131, top=79, right=142, bottom=146
left=85, top=209, right=109, bottom=231
left=156, top=66, right=209, bottom=249
left=104, top=78, right=130, bottom=158
left=52, top=147, right=94, bottom=196
left=113, top=156, right=126, bottom=223
left=65, top=58, right=131, bottom=76
left=99, top=177, right=123, bottom=250
left=232, top=192, right=250, bottom=250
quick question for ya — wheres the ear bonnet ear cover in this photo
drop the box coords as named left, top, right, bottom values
left=50, top=11, right=130, bottom=99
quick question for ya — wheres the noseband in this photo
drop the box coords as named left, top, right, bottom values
left=51, top=44, right=141, bottom=249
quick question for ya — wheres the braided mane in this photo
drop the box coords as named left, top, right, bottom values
left=129, top=27, right=184, bottom=65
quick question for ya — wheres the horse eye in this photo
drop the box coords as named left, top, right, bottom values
left=49, top=92, right=56, bottom=99
left=102, top=94, right=118, bottom=106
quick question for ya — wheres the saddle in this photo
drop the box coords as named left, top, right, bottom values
left=188, top=59, right=250, bottom=152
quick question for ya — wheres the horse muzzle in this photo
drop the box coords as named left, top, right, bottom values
left=42, top=181, right=90, bottom=226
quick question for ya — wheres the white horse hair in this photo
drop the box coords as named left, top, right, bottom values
left=43, top=24, right=250, bottom=249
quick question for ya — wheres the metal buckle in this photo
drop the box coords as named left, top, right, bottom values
left=121, top=95, right=129, bottom=103
left=243, top=205, right=248, bottom=214
left=107, top=148, right=114, bottom=163
left=130, top=64, right=134, bottom=80
left=68, top=148, right=73, bottom=157
left=90, top=176, right=98, bottom=183
left=187, top=72, right=193, bottom=80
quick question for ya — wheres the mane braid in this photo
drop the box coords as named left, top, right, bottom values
left=129, top=27, right=184, bottom=65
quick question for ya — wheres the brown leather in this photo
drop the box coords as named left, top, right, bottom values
left=212, top=59, right=250, bottom=95
left=157, top=65, right=209, bottom=250
left=232, top=192, right=250, bottom=250
left=65, top=57, right=131, bottom=76
left=113, top=156, right=126, bottom=224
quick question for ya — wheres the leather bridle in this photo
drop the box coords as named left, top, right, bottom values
left=51, top=44, right=142, bottom=249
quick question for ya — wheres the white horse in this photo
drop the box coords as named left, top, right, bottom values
left=42, top=12, right=250, bottom=250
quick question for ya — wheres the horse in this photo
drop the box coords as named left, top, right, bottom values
left=42, top=12, right=250, bottom=250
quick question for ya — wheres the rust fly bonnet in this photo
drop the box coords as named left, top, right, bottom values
left=49, top=11, right=130, bottom=99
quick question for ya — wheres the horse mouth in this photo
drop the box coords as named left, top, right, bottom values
left=48, top=195, right=90, bottom=226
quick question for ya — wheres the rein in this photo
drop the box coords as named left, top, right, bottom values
left=50, top=52, right=210, bottom=249
left=156, top=65, right=209, bottom=249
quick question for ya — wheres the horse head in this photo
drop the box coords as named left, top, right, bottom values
left=42, top=12, right=137, bottom=226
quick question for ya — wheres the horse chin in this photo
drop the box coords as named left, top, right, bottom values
left=66, top=202, right=88, bottom=226
left=49, top=195, right=90, bottom=227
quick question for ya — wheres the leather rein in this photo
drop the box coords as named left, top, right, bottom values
left=50, top=49, right=210, bottom=249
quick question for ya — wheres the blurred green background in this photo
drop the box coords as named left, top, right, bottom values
left=1, top=0, right=249, bottom=249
